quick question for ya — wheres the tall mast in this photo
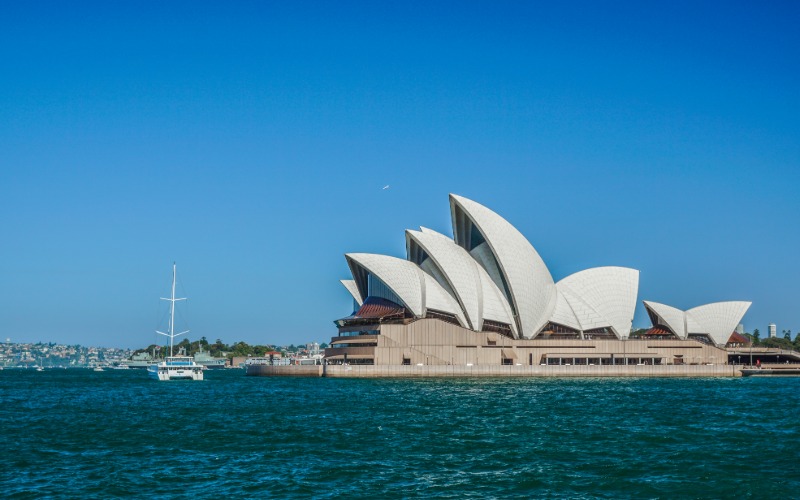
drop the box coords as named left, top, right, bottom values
left=169, top=263, right=176, bottom=356
left=157, top=262, right=188, bottom=356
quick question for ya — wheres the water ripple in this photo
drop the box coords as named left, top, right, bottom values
left=1, top=371, right=798, bottom=498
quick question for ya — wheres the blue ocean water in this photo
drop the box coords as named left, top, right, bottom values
left=1, top=369, right=798, bottom=498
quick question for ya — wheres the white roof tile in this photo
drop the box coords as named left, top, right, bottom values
left=450, top=194, right=556, bottom=338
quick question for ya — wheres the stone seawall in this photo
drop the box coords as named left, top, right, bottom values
left=247, top=364, right=743, bottom=378
left=245, top=365, right=323, bottom=377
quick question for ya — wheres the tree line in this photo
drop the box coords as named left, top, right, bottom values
left=745, top=328, right=800, bottom=352
left=133, top=337, right=328, bottom=359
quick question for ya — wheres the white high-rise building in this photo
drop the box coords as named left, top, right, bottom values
left=769, top=323, right=777, bottom=338
left=736, top=324, right=744, bottom=334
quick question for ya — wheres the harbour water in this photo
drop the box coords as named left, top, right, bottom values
left=2, top=369, right=798, bottom=498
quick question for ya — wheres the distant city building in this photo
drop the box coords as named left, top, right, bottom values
left=736, top=324, right=744, bottom=334
left=769, top=323, right=777, bottom=338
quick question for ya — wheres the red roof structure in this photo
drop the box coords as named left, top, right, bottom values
left=727, top=331, right=751, bottom=345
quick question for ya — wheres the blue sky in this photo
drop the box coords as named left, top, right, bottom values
left=1, top=1, right=798, bottom=348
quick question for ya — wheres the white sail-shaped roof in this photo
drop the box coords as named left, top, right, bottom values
left=476, top=269, right=517, bottom=336
left=556, top=267, right=639, bottom=338
left=422, top=273, right=468, bottom=327
left=644, top=300, right=751, bottom=345
left=340, top=279, right=363, bottom=306
left=559, top=289, right=608, bottom=331
left=407, top=228, right=482, bottom=330
left=685, top=314, right=703, bottom=336
left=407, top=227, right=517, bottom=335
left=686, top=301, right=752, bottom=345
left=345, top=253, right=425, bottom=316
left=339, top=194, right=751, bottom=345
left=549, top=290, right=582, bottom=331
left=643, top=301, right=687, bottom=338
left=450, top=194, right=556, bottom=338
left=345, top=252, right=469, bottom=326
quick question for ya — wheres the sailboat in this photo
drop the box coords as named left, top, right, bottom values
left=147, top=263, right=204, bottom=381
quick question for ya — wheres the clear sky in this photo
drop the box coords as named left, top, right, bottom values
left=1, top=1, right=798, bottom=348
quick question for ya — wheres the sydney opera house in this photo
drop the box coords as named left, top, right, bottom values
left=326, top=194, right=751, bottom=367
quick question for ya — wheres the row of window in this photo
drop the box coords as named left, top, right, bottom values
left=327, top=358, right=374, bottom=365
left=545, top=357, right=664, bottom=365
left=329, top=343, right=378, bottom=348
left=337, top=330, right=379, bottom=337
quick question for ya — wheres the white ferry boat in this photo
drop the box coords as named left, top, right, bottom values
left=147, top=263, right=203, bottom=381
left=149, top=355, right=203, bottom=380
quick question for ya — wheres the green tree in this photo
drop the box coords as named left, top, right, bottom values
left=762, top=337, right=793, bottom=351
left=752, top=328, right=760, bottom=345
left=230, top=341, right=252, bottom=357
left=784, top=330, right=792, bottom=341
left=252, top=345, right=270, bottom=356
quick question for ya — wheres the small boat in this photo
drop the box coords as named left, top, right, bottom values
left=147, top=263, right=203, bottom=381
left=93, top=366, right=105, bottom=372
left=112, top=364, right=130, bottom=370
left=149, top=356, right=203, bottom=381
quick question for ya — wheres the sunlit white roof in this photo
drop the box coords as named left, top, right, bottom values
left=407, top=228, right=483, bottom=330
left=422, top=273, right=468, bottom=327
left=559, top=289, right=608, bottom=331
left=345, top=252, right=469, bottom=326
left=476, top=266, right=517, bottom=336
left=549, top=290, right=583, bottom=331
left=643, top=301, right=688, bottom=338
left=685, top=314, right=703, bottom=336
left=407, top=227, right=517, bottom=335
left=338, top=194, right=749, bottom=343
left=345, top=253, right=425, bottom=316
left=450, top=194, right=556, bottom=338
left=340, top=279, right=363, bottom=306
left=643, top=300, right=752, bottom=345
left=556, top=267, right=639, bottom=338
left=686, top=301, right=752, bottom=345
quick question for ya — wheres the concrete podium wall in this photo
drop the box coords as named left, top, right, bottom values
left=246, top=365, right=322, bottom=377
left=323, top=364, right=740, bottom=378
left=247, top=364, right=742, bottom=378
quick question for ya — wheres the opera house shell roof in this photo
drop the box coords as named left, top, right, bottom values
left=339, top=194, right=750, bottom=345
left=643, top=300, right=752, bottom=345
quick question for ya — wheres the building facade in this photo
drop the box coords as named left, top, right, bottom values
left=327, top=194, right=750, bottom=366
